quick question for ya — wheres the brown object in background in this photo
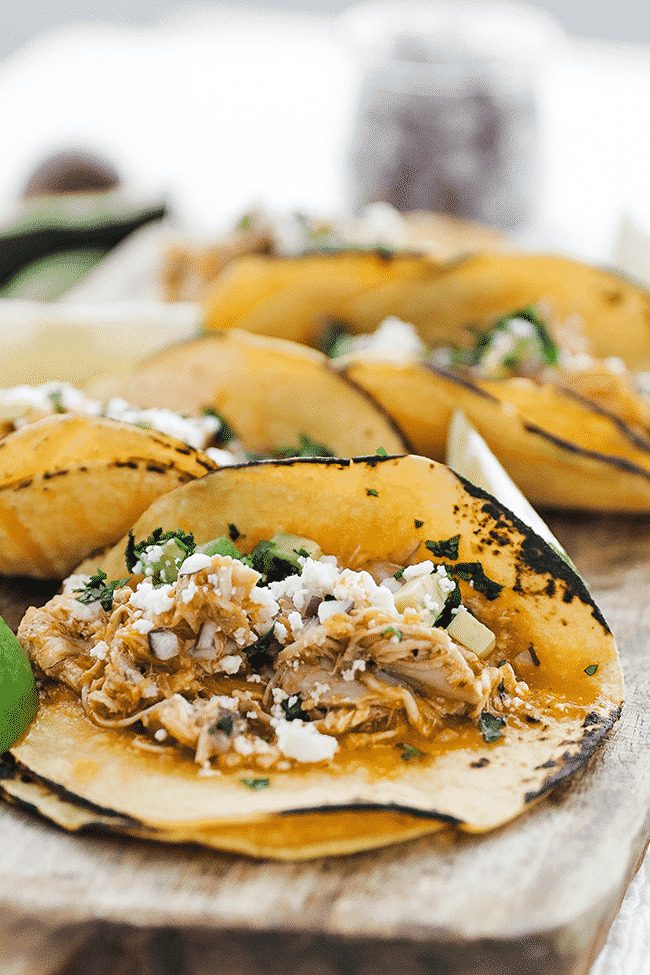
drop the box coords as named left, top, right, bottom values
left=23, top=149, right=121, bottom=198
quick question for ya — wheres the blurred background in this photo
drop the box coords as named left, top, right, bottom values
left=0, top=0, right=648, bottom=278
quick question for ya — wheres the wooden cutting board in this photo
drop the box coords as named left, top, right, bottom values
left=0, top=512, right=648, bottom=975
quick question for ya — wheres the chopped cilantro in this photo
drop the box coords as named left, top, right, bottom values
left=48, top=389, right=65, bottom=413
left=243, top=628, right=276, bottom=666
left=584, top=664, right=599, bottom=676
left=426, top=535, right=460, bottom=560
left=228, top=523, right=241, bottom=542
left=457, top=306, right=559, bottom=376
left=281, top=694, right=309, bottom=721
left=236, top=212, right=253, bottom=231
left=434, top=580, right=461, bottom=628
left=393, top=567, right=405, bottom=580
left=203, top=407, right=235, bottom=445
left=272, top=434, right=334, bottom=459
left=414, top=519, right=424, bottom=529
left=319, top=319, right=353, bottom=358
left=76, top=569, right=129, bottom=613
left=381, top=626, right=403, bottom=642
left=214, top=716, right=233, bottom=736
left=445, top=562, right=503, bottom=601
left=375, top=446, right=388, bottom=457
left=366, top=488, right=379, bottom=497
left=478, top=711, right=505, bottom=743
left=400, top=743, right=425, bottom=762
left=126, top=527, right=196, bottom=572
left=241, top=777, right=270, bottom=791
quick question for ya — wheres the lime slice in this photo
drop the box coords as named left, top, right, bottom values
left=446, top=410, right=575, bottom=568
left=0, top=616, right=37, bottom=752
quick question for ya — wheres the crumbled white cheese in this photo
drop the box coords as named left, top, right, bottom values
left=339, top=317, right=425, bottom=363
left=219, top=654, right=243, bottom=675
left=272, top=688, right=289, bottom=704
left=247, top=674, right=262, bottom=684
left=104, top=398, right=221, bottom=450
left=89, top=640, right=109, bottom=660
left=341, top=659, right=367, bottom=682
left=132, top=618, right=154, bottom=635
left=402, top=560, right=435, bottom=580
left=272, top=717, right=338, bottom=763
left=333, top=569, right=396, bottom=614
left=178, top=552, right=213, bottom=575
left=274, top=621, right=288, bottom=643
left=205, top=446, right=239, bottom=466
left=287, top=610, right=304, bottom=633
left=318, top=599, right=351, bottom=623
left=154, top=728, right=168, bottom=742
left=233, top=734, right=255, bottom=756
left=180, top=580, right=198, bottom=604
left=129, top=581, right=174, bottom=616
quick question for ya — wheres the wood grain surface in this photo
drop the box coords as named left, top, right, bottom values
left=0, top=512, right=648, bottom=975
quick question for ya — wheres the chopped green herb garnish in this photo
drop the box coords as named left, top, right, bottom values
left=414, top=519, right=424, bottom=529
left=270, top=434, right=334, bottom=459
left=454, top=305, right=559, bottom=377
left=203, top=407, right=235, bottom=445
left=236, top=212, right=253, bottom=231
left=478, top=711, right=506, bottom=743
left=381, top=626, right=403, bottom=641
left=434, top=580, right=461, bottom=628
left=241, top=777, right=270, bottom=791
left=228, top=523, right=241, bottom=542
left=426, top=535, right=460, bottom=560
left=445, top=561, right=503, bottom=601
left=76, top=569, right=129, bottom=613
left=243, top=628, right=276, bottom=666
left=366, top=488, right=379, bottom=497
left=281, top=694, right=309, bottom=721
left=214, top=715, right=234, bottom=736
left=584, top=664, right=599, bottom=676
left=126, top=528, right=196, bottom=572
left=48, top=389, right=65, bottom=413
left=376, top=446, right=388, bottom=457
left=319, top=319, right=353, bottom=358
left=400, top=743, right=425, bottom=762
left=393, top=567, right=405, bottom=580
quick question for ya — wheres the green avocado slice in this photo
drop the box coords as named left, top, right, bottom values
left=0, top=616, right=37, bottom=753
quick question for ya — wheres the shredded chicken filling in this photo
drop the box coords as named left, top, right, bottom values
left=19, top=547, right=532, bottom=770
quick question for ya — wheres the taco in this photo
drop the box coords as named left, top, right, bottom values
left=0, top=333, right=407, bottom=580
left=163, top=204, right=504, bottom=302
left=10, top=455, right=622, bottom=858
left=88, top=329, right=408, bottom=459
left=201, top=248, right=650, bottom=369
left=330, top=312, right=650, bottom=511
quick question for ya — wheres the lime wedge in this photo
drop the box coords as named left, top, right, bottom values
left=0, top=616, right=37, bottom=752
left=446, top=410, right=575, bottom=568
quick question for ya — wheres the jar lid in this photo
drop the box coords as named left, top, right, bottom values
left=340, top=0, right=564, bottom=66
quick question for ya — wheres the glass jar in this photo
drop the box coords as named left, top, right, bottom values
left=341, top=0, right=563, bottom=229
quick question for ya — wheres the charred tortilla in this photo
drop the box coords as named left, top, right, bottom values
left=0, top=414, right=215, bottom=579
left=10, top=456, right=623, bottom=857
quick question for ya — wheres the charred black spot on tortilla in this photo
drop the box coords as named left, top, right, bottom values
left=145, top=464, right=168, bottom=474
left=523, top=420, right=650, bottom=480
left=544, top=578, right=556, bottom=597
left=425, top=364, right=501, bottom=402
left=470, top=757, right=490, bottom=769
left=42, top=469, right=68, bottom=480
left=603, top=288, right=623, bottom=305
left=15, top=479, right=33, bottom=490
left=174, top=445, right=192, bottom=455
left=529, top=646, right=541, bottom=667
left=456, top=470, right=611, bottom=633
left=196, top=458, right=216, bottom=472
left=525, top=715, right=541, bottom=724
left=524, top=706, right=621, bottom=804
left=557, top=387, right=650, bottom=453
left=114, top=460, right=139, bottom=470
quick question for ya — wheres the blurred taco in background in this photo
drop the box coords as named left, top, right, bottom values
left=200, top=248, right=650, bottom=371
left=88, top=328, right=409, bottom=460
left=10, top=455, right=622, bottom=859
left=331, top=310, right=650, bottom=511
left=162, top=203, right=504, bottom=302
left=0, top=331, right=408, bottom=578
